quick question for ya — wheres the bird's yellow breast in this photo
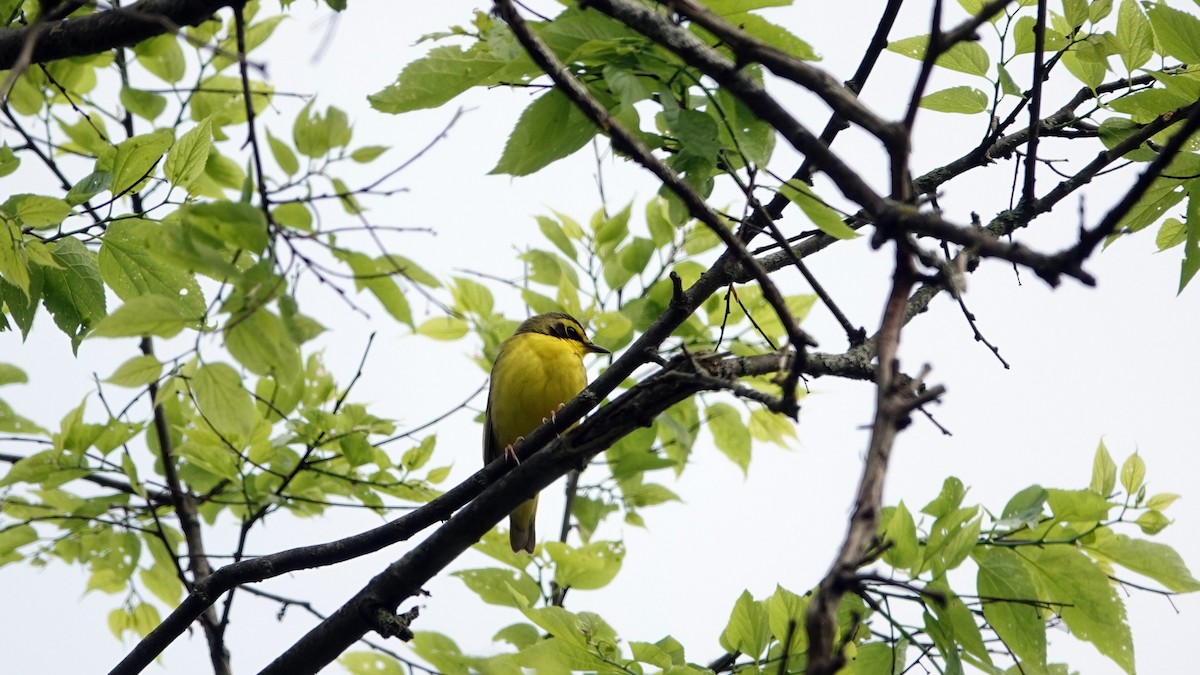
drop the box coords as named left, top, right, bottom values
left=487, top=332, right=588, bottom=451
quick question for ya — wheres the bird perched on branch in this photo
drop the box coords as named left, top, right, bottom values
left=484, top=312, right=609, bottom=553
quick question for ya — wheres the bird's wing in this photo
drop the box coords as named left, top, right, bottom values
left=483, top=393, right=502, bottom=465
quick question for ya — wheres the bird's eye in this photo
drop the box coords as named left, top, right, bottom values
left=566, top=326, right=580, bottom=340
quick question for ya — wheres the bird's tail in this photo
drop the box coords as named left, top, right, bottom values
left=508, top=495, right=538, bottom=553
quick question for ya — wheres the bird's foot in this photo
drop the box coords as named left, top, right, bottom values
left=504, top=437, right=524, bottom=464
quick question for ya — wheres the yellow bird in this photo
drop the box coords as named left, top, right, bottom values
left=484, top=312, right=609, bottom=553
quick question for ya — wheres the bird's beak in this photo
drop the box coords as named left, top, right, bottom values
left=585, top=343, right=610, bottom=355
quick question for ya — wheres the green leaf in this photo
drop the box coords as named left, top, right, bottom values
left=779, top=180, right=857, bottom=239
left=645, top=197, right=676, bottom=246
left=747, top=408, right=797, bottom=447
left=1021, top=545, right=1134, bottom=673
left=226, top=308, right=302, bottom=383
left=212, top=15, right=286, bottom=70
left=887, top=35, right=990, bottom=76
left=1137, top=509, right=1170, bottom=534
left=974, top=547, right=1047, bottom=669
left=703, top=0, right=790, bottom=14
left=272, top=202, right=312, bottom=232
left=1062, top=43, right=1106, bottom=90
left=1146, top=2, right=1200, bottom=65
left=0, top=144, right=19, bottom=178
left=1145, top=492, right=1181, bottom=510
left=293, top=102, right=352, bottom=158
left=339, top=432, right=373, bottom=467
left=849, top=641, right=905, bottom=675
left=66, top=172, right=113, bottom=206
left=191, top=363, right=256, bottom=446
left=266, top=129, right=299, bottom=175
left=340, top=653, right=403, bottom=675
left=707, top=402, right=751, bottom=475
left=6, top=194, right=72, bottom=228
left=1119, top=452, right=1145, bottom=496
left=494, top=623, right=540, bottom=650
left=139, top=561, right=183, bottom=605
left=416, top=316, right=468, bottom=340
left=1157, top=217, right=1186, bottom=251
left=623, top=482, right=680, bottom=508
left=337, top=251, right=415, bottom=326
left=1064, top=0, right=1088, bottom=28
left=537, top=215, right=577, bottom=261
left=718, top=590, right=770, bottom=660
left=881, top=501, right=920, bottom=570
left=940, top=514, right=982, bottom=572
left=923, top=476, right=966, bottom=517
left=164, top=117, right=213, bottom=191
left=369, top=45, right=507, bottom=113
left=999, top=484, right=1047, bottom=529
left=98, top=218, right=206, bottom=316
left=110, top=130, right=174, bottom=196
left=402, top=436, right=436, bottom=472
left=1116, top=0, right=1153, bottom=72
left=765, top=585, right=809, bottom=657
left=120, top=86, right=168, bottom=121
left=91, top=295, right=197, bottom=338
left=133, top=34, right=186, bottom=83
left=180, top=201, right=269, bottom=253
left=930, top=584, right=991, bottom=666
left=491, top=89, right=598, bottom=176
left=726, top=13, right=818, bottom=61
left=1090, top=440, right=1118, bottom=495
left=1091, top=0, right=1115, bottom=23
left=1085, top=528, right=1200, bottom=592
left=0, top=268, right=41, bottom=339
left=0, top=219, right=29, bottom=295
left=1013, top=15, right=1069, bottom=54
left=920, top=86, right=989, bottom=114
left=40, top=238, right=106, bottom=347
left=604, top=66, right=652, bottom=107
left=1046, top=488, right=1112, bottom=522
left=545, top=541, right=625, bottom=590
left=0, top=363, right=27, bottom=386
left=409, top=632, right=468, bottom=674
left=1182, top=184, right=1200, bottom=292
left=997, top=63, right=1023, bottom=97
left=105, top=355, right=163, bottom=388
left=350, top=145, right=389, bottom=163
left=0, top=523, right=36, bottom=561
left=451, top=277, right=494, bottom=316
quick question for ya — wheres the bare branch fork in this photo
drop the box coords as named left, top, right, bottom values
left=805, top=239, right=946, bottom=675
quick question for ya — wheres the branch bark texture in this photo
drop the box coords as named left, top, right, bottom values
left=0, top=0, right=231, bottom=70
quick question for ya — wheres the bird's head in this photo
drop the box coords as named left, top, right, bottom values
left=516, top=312, right=610, bottom=357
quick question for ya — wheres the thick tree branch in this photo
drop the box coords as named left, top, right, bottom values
left=106, top=345, right=877, bottom=675
left=254, top=348, right=848, bottom=675
left=0, top=0, right=231, bottom=70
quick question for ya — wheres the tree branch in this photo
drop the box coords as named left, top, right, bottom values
left=806, top=240, right=943, bottom=674
left=0, top=0, right=232, bottom=69
left=106, top=345, right=881, bottom=675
